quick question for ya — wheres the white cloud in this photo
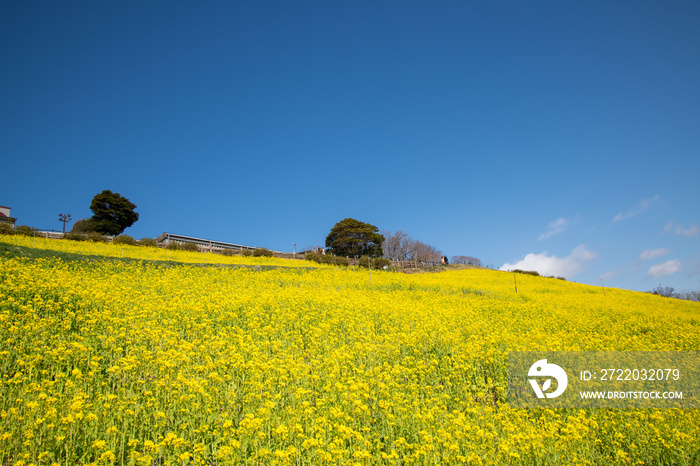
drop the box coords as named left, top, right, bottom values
left=538, top=217, right=569, bottom=240
left=612, top=195, right=659, bottom=223
left=676, top=224, right=700, bottom=237
left=647, top=259, right=682, bottom=278
left=662, top=221, right=700, bottom=237
left=500, top=245, right=597, bottom=279
left=639, top=248, right=670, bottom=260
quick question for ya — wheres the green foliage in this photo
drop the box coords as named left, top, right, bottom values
left=325, top=218, right=384, bottom=258
left=15, top=225, right=41, bottom=237
left=513, top=269, right=540, bottom=277
left=332, top=256, right=349, bottom=267
left=180, top=242, right=199, bottom=252
left=71, top=218, right=98, bottom=234
left=358, top=256, right=371, bottom=268
left=65, top=231, right=107, bottom=242
left=89, top=190, right=139, bottom=236
left=242, top=249, right=253, bottom=257
left=358, top=256, right=392, bottom=269
left=64, top=232, right=88, bottom=242
left=373, top=257, right=392, bottom=269
left=305, top=252, right=349, bottom=266
left=138, top=238, right=157, bottom=247
left=253, top=248, right=274, bottom=257
left=0, top=224, right=16, bottom=236
left=0, top=224, right=40, bottom=237
left=113, top=234, right=137, bottom=246
left=87, top=232, right=107, bottom=243
left=167, top=242, right=181, bottom=251
left=220, top=248, right=239, bottom=256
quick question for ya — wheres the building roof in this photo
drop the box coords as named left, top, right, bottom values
left=155, top=232, right=277, bottom=251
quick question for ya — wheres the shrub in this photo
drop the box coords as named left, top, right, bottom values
left=544, top=275, right=567, bottom=281
left=242, top=249, right=253, bottom=257
left=513, top=269, right=540, bottom=277
left=87, top=231, right=107, bottom=243
left=358, top=256, right=392, bottom=269
left=71, top=218, right=98, bottom=234
left=65, top=232, right=88, bottom=242
left=113, top=234, right=137, bottom=246
left=0, top=224, right=17, bottom=236
left=167, top=242, right=181, bottom=251
left=221, top=248, right=239, bottom=256
left=138, top=238, right=157, bottom=247
left=373, top=257, right=392, bottom=269
left=333, top=256, right=349, bottom=267
left=14, top=225, right=40, bottom=237
left=305, top=252, right=349, bottom=266
left=180, top=242, right=199, bottom=252
left=0, top=224, right=38, bottom=236
left=253, top=248, right=274, bottom=257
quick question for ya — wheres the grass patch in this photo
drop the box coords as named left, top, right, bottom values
left=0, top=240, right=317, bottom=271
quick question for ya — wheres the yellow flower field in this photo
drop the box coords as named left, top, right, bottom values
left=1, top=235, right=699, bottom=465
left=0, top=234, right=328, bottom=269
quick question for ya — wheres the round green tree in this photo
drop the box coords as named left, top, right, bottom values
left=89, top=190, right=139, bottom=236
left=325, top=218, right=384, bottom=258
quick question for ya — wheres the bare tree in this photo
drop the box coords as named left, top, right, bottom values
left=382, top=230, right=411, bottom=261
left=411, top=240, right=442, bottom=263
left=451, top=255, right=482, bottom=266
left=650, top=286, right=676, bottom=298
left=679, top=291, right=700, bottom=302
left=382, top=230, right=442, bottom=263
left=650, top=289, right=700, bottom=301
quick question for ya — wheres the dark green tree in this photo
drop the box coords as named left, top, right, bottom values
left=89, top=190, right=139, bottom=236
left=70, top=218, right=98, bottom=234
left=325, top=218, right=385, bottom=258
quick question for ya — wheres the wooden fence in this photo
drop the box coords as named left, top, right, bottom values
left=33, top=233, right=444, bottom=270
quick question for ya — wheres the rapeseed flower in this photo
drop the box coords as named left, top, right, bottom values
left=1, top=234, right=699, bottom=464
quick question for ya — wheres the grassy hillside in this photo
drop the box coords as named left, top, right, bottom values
left=1, top=235, right=699, bottom=465
left=0, top=234, right=324, bottom=269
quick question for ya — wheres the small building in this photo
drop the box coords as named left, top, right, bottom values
left=155, top=232, right=260, bottom=252
left=0, top=206, right=17, bottom=228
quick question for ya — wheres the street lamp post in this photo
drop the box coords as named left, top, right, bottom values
left=58, top=213, right=72, bottom=233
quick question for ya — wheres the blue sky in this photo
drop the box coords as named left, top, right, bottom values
left=1, top=1, right=698, bottom=293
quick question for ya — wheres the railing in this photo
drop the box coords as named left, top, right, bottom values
left=38, top=231, right=66, bottom=239
left=27, top=233, right=445, bottom=269
left=390, top=260, right=442, bottom=269
left=342, top=257, right=442, bottom=268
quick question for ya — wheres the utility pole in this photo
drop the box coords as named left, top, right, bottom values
left=58, top=213, right=72, bottom=233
